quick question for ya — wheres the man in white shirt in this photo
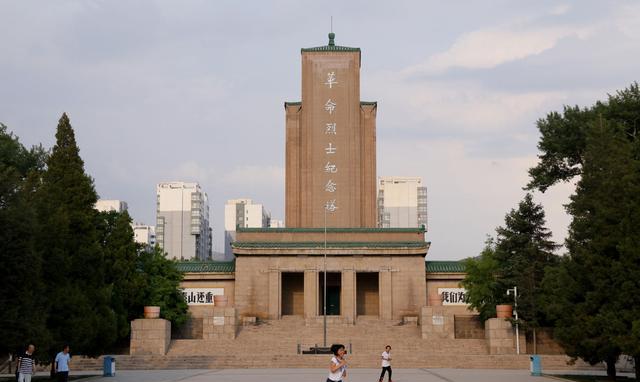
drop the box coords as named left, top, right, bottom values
left=379, top=345, right=392, bottom=382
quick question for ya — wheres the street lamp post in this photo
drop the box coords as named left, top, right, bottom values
left=323, top=208, right=327, bottom=348
left=507, top=286, right=520, bottom=354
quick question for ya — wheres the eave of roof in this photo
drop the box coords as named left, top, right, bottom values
left=175, top=260, right=235, bottom=273
left=425, top=260, right=466, bottom=273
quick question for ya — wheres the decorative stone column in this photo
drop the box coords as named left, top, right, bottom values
left=379, top=269, right=393, bottom=320
left=130, top=318, right=171, bottom=355
left=268, top=269, right=280, bottom=320
left=304, top=269, right=318, bottom=319
left=341, top=269, right=356, bottom=324
left=485, top=318, right=516, bottom=354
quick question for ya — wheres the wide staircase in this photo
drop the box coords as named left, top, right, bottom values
left=68, top=317, right=601, bottom=370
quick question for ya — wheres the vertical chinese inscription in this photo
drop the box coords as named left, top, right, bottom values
left=323, top=72, right=338, bottom=213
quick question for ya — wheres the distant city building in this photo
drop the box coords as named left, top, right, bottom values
left=223, top=199, right=270, bottom=260
left=269, top=219, right=285, bottom=228
left=132, top=223, right=156, bottom=247
left=95, top=199, right=128, bottom=213
left=377, top=176, right=427, bottom=229
left=156, top=182, right=211, bottom=260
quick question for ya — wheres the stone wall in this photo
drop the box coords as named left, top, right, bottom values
left=235, top=255, right=426, bottom=322
left=130, top=318, right=171, bottom=355
left=420, top=306, right=455, bottom=339
left=202, top=307, right=238, bottom=339
left=484, top=318, right=525, bottom=355
left=454, top=315, right=485, bottom=339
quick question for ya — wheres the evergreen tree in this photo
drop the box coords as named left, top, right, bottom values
left=96, top=210, right=144, bottom=344
left=0, top=124, right=49, bottom=358
left=35, top=113, right=116, bottom=356
left=493, top=194, right=559, bottom=331
left=463, top=194, right=558, bottom=332
left=541, top=121, right=639, bottom=379
left=137, top=246, right=189, bottom=328
left=527, top=82, right=640, bottom=191
left=462, top=238, right=501, bottom=322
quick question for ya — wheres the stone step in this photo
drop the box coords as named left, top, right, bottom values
left=67, top=354, right=602, bottom=371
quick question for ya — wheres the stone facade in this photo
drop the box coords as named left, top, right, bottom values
left=285, top=35, right=376, bottom=228
left=232, top=227, right=428, bottom=322
left=130, top=318, right=171, bottom=355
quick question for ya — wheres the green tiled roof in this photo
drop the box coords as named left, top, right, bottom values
left=286, top=101, right=376, bottom=107
left=302, top=45, right=360, bottom=53
left=233, top=241, right=427, bottom=249
left=425, top=260, right=466, bottom=273
left=237, top=227, right=425, bottom=233
left=175, top=260, right=235, bottom=273
left=302, top=32, right=360, bottom=53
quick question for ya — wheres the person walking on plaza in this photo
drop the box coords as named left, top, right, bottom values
left=327, top=344, right=347, bottom=382
left=379, top=345, right=392, bottom=382
left=53, top=345, right=71, bottom=382
left=16, top=344, right=36, bottom=382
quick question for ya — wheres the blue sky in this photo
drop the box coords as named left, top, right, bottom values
left=2, top=1, right=639, bottom=259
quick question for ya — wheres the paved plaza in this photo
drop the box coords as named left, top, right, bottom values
left=80, top=368, right=589, bottom=382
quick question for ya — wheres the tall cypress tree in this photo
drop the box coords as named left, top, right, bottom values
left=0, top=124, right=49, bottom=358
left=463, top=194, right=559, bottom=332
left=96, top=210, right=143, bottom=344
left=35, top=113, right=116, bottom=356
left=493, top=193, right=559, bottom=332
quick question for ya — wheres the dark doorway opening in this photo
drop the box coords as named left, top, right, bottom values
left=356, top=272, right=379, bottom=316
left=319, top=272, right=341, bottom=316
left=281, top=272, right=304, bottom=316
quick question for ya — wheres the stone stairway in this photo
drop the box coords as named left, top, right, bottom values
left=68, top=318, right=603, bottom=371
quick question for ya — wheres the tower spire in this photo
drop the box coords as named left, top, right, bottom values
left=329, top=16, right=335, bottom=46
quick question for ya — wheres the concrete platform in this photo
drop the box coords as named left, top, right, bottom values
left=61, top=368, right=633, bottom=382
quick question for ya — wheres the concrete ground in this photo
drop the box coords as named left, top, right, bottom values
left=36, top=368, right=631, bottom=382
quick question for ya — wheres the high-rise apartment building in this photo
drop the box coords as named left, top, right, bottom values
left=377, top=176, right=427, bottom=229
left=156, top=182, right=211, bottom=260
left=269, top=219, right=285, bottom=228
left=95, top=199, right=128, bottom=213
left=132, top=223, right=156, bottom=248
left=223, top=199, right=270, bottom=260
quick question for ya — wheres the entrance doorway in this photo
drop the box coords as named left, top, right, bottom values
left=319, top=272, right=341, bottom=315
left=356, top=272, right=379, bottom=316
left=281, top=272, right=304, bottom=316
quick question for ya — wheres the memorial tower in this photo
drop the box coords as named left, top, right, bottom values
left=285, top=33, right=377, bottom=228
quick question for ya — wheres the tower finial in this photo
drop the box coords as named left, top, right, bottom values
left=328, top=16, right=335, bottom=46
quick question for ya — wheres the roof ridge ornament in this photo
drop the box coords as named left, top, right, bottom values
left=328, top=32, right=335, bottom=46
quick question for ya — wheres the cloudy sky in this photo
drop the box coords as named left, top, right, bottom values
left=2, top=1, right=639, bottom=260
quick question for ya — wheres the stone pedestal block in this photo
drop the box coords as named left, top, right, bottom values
left=485, top=318, right=516, bottom=354
left=203, top=307, right=238, bottom=339
left=130, top=318, right=171, bottom=355
left=420, top=306, right=455, bottom=340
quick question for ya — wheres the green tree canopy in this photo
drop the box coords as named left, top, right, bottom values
left=34, top=113, right=117, bottom=357
left=0, top=124, right=49, bottom=357
left=463, top=194, right=558, bottom=329
left=541, top=120, right=640, bottom=379
left=527, top=82, right=640, bottom=192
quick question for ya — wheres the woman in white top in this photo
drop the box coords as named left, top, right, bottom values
left=379, top=345, right=392, bottom=382
left=327, top=344, right=347, bottom=382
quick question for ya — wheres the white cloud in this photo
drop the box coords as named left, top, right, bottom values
left=403, top=24, right=593, bottom=75
left=367, top=72, right=568, bottom=135
left=378, top=138, right=573, bottom=259
left=549, top=4, right=571, bottom=16
left=222, top=165, right=284, bottom=189
left=614, top=3, right=640, bottom=40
